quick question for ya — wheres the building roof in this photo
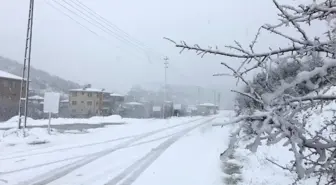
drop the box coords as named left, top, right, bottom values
left=125, top=102, right=143, bottom=106
left=0, top=70, right=24, bottom=81
left=60, top=99, right=69, bottom=103
left=29, top=95, right=44, bottom=100
left=110, top=93, right=124, bottom=97
left=69, top=88, right=106, bottom=93
left=199, top=103, right=217, bottom=107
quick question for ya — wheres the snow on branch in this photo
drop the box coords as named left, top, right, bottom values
left=262, top=60, right=336, bottom=104
left=167, top=0, right=336, bottom=183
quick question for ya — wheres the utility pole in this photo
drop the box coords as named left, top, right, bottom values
left=197, top=86, right=200, bottom=105
left=213, top=90, right=216, bottom=105
left=217, top=92, right=221, bottom=109
left=163, top=56, right=169, bottom=119
left=18, top=0, right=35, bottom=129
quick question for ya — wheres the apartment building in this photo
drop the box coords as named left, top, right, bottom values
left=0, top=70, right=26, bottom=121
left=69, top=87, right=110, bottom=118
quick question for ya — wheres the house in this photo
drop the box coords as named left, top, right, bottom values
left=0, top=70, right=26, bottom=121
left=173, top=104, right=187, bottom=117
left=109, top=93, right=125, bottom=114
left=28, top=95, right=44, bottom=104
left=69, top=86, right=110, bottom=118
left=197, top=103, right=219, bottom=115
left=59, top=99, right=70, bottom=118
left=27, top=95, right=44, bottom=119
left=120, top=102, right=148, bottom=118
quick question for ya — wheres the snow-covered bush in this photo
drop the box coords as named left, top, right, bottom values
left=236, top=56, right=327, bottom=113
left=168, top=0, right=336, bottom=184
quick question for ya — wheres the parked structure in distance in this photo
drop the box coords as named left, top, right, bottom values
left=196, top=103, right=219, bottom=116
left=0, top=70, right=26, bottom=121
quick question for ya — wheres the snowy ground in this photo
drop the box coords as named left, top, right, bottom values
left=0, top=111, right=234, bottom=185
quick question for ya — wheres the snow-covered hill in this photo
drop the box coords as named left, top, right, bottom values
left=0, top=56, right=80, bottom=93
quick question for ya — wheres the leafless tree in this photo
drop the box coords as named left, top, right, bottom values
left=166, top=0, right=336, bottom=184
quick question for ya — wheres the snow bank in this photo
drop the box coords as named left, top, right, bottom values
left=0, top=115, right=124, bottom=128
left=0, top=128, right=53, bottom=147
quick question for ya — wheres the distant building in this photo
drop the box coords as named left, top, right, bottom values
left=109, top=93, right=125, bottom=114
left=0, top=70, right=26, bottom=121
left=28, top=95, right=44, bottom=104
left=59, top=99, right=70, bottom=118
left=69, top=86, right=110, bottom=118
left=27, top=95, right=44, bottom=119
left=120, top=102, right=148, bottom=118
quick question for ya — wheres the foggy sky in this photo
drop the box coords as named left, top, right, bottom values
left=0, top=0, right=323, bottom=106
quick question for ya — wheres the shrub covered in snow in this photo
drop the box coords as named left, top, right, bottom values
left=169, top=0, right=336, bottom=184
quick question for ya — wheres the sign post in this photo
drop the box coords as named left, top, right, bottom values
left=43, top=92, right=60, bottom=134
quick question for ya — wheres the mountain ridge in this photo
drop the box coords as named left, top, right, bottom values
left=0, top=56, right=81, bottom=93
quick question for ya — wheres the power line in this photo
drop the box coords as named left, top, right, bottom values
left=46, top=0, right=148, bottom=61
left=44, top=0, right=99, bottom=36
left=70, top=0, right=165, bottom=58
left=46, top=0, right=196, bottom=84
left=71, top=0, right=146, bottom=48
left=57, top=0, right=152, bottom=55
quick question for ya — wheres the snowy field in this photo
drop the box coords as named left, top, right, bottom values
left=0, top=111, right=234, bottom=185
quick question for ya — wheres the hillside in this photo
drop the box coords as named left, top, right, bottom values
left=0, top=56, right=80, bottom=93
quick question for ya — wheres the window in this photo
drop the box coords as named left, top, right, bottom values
left=87, top=101, right=92, bottom=106
left=72, top=92, right=77, bottom=97
left=96, top=93, right=99, bottom=97
left=81, top=101, right=84, bottom=104
left=82, top=92, right=85, bottom=95
left=72, top=109, right=76, bottom=113
left=88, top=92, right=92, bottom=97
left=72, top=101, right=77, bottom=105
left=96, top=101, right=99, bottom=105
left=3, top=80, right=8, bottom=87
left=11, top=81, right=16, bottom=89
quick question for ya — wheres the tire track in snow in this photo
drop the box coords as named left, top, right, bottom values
left=0, top=132, right=176, bottom=175
left=104, top=117, right=216, bottom=185
left=14, top=117, right=206, bottom=185
left=0, top=135, right=134, bottom=160
left=0, top=118, right=163, bottom=158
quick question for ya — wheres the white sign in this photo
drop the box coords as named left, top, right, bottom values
left=173, top=104, right=182, bottom=110
left=43, top=92, right=60, bottom=113
left=153, top=106, right=161, bottom=111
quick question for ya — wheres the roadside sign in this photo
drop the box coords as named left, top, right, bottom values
left=43, top=92, right=60, bottom=134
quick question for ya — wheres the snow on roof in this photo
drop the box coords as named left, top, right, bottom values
left=199, top=103, right=216, bottom=107
left=0, top=70, right=24, bottom=81
left=29, top=95, right=44, bottom=100
left=69, top=88, right=105, bottom=93
left=110, top=93, right=124, bottom=97
left=60, top=99, right=69, bottom=103
left=125, top=102, right=143, bottom=106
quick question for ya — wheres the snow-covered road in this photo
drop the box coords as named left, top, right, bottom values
left=0, top=112, right=232, bottom=185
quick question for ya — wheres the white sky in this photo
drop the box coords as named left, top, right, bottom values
left=0, top=0, right=322, bottom=102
